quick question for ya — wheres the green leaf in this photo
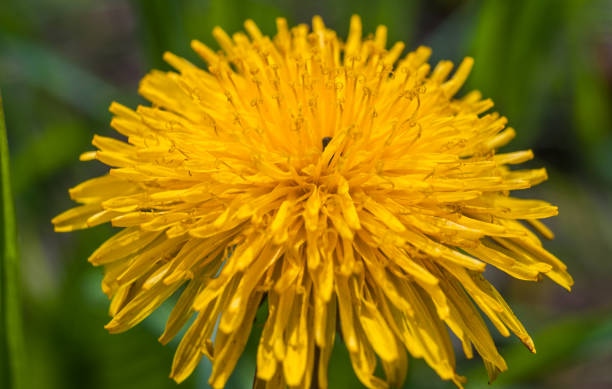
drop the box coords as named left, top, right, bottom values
left=0, top=36, right=126, bottom=124
left=0, top=91, right=25, bottom=388
left=464, top=311, right=612, bottom=387
left=568, top=0, right=612, bottom=150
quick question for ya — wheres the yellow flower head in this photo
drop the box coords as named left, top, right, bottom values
left=53, top=15, right=572, bottom=389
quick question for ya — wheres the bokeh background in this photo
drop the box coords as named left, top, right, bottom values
left=1, top=0, right=612, bottom=388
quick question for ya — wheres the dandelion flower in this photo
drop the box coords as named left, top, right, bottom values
left=53, top=15, right=572, bottom=389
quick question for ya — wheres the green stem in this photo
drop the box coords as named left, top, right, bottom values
left=0, top=91, right=25, bottom=389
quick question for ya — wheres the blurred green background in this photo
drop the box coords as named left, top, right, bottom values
left=1, top=0, right=612, bottom=388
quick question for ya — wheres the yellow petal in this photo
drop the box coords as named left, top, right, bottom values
left=209, top=292, right=263, bottom=388
left=282, top=282, right=312, bottom=386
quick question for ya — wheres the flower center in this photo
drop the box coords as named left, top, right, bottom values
left=321, top=136, right=332, bottom=151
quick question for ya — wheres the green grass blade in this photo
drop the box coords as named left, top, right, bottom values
left=0, top=91, right=25, bottom=389
left=464, top=311, right=612, bottom=387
